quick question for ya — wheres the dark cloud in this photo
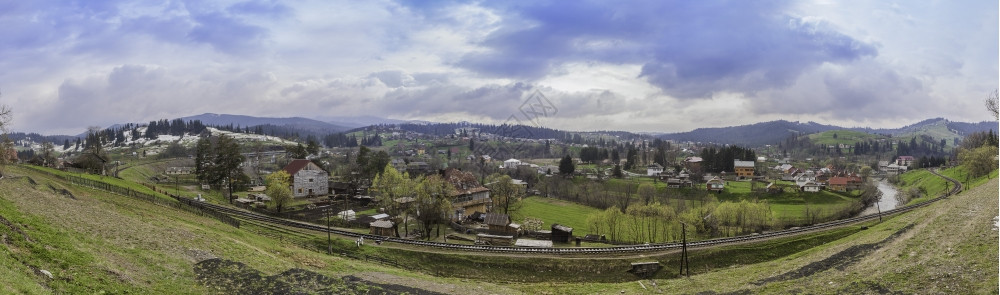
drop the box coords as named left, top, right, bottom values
left=457, top=1, right=877, bottom=98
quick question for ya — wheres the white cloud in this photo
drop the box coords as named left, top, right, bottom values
left=0, top=0, right=994, bottom=135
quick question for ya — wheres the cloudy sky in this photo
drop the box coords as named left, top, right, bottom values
left=1, top=0, right=996, bottom=135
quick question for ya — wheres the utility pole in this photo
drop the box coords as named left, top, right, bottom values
left=679, top=222, right=690, bottom=278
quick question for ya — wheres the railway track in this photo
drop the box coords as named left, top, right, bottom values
left=188, top=169, right=962, bottom=255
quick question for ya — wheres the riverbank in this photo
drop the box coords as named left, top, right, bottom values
left=859, top=179, right=899, bottom=216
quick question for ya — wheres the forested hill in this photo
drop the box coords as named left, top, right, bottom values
left=658, top=120, right=840, bottom=146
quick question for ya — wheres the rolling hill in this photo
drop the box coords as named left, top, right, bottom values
left=657, top=120, right=842, bottom=146
left=659, top=118, right=996, bottom=146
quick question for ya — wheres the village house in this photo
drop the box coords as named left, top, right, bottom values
left=406, top=161, right=431, bottom=175
left=706, top=177, right=725, bottom=192
left=390, top=158, right=407, bottom=173
left=827, top=177, right=849, bottom=192
left=878, top=160, right=890, bottom=171
left=665, top=178, right=693, bottom=188
left=282, top=159, right=330, bottom=198
left=503, top=158, right=522, bottom=169
left=443, top=168, right=492, bottom=221
left=885, top=163, right=907, bottom=175
left=794, top=174, right=816, bottom=187
left=683, top=156, right=703, bottom=171
left=801, top=181, right=822, bottom=192
left=646, top=163, right=664, bottom=176
left=734, top=160, right=755, bottom=179
left=537, top=165, right=559, bottom=175
left=896, top=156, right=915, bottom=167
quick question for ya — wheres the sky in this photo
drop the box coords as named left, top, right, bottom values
left=0, top=0, right=997, bottom=135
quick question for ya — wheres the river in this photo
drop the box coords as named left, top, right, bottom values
left=859, top=180, right=899, bottom=216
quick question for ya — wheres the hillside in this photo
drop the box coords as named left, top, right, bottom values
left=660, top=118, right=996, bottom=146
left=658, top=120, right=841, bottom=146
left=0, top=166, right=513, bottom=294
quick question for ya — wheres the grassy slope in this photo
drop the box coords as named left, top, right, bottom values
left=0, top=165, right=518, bottom=294
left=900, top=167, right=999, bottom=205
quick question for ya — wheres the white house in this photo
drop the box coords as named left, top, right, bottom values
left=802, top=181, right=822, bottom=192
left=282, top=159, right=330, bottom=198
left=647, top=163, right=664, bottom=176
left=503, top=158, right=522, bottom=169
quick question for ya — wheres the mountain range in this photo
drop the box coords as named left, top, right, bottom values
left=14, top=113, right=996, bottom=148
left=656, top=118, right=997, bottom=146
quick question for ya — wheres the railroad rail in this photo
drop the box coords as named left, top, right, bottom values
left=188, top=168, right=962, bottom=255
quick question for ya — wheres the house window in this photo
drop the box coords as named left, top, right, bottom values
left=309, top=178, right=314, bottom=182
left=308, top=189, right=313, bottom=195
left=298, top=188, right=303, bottom=194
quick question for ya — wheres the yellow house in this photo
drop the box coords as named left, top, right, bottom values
left=734, top=160, right=755, bottom=179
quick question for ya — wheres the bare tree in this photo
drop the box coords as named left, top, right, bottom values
left=0, top=100, right=12, bottom=175
left=987, top=89, right=999, bottom=120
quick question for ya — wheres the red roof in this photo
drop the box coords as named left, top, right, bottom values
left=828, top=177, right=849, bottom=186
left=283, top=159, right=314, bottom=175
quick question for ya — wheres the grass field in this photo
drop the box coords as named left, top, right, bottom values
left=517, top=196, right=600, bottom=234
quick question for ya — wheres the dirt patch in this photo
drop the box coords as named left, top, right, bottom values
left=0, top=213, right=32, bottom=243
left=753, top=224, right=914, bottom=285
left=195, top=258, right=447, bottom=295
left=186, top=248, right=218, bottom=263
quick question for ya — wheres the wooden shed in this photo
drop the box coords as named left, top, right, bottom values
left=485, top=213, right=516, bottom=235
left=551, top=224, right=573, bottom=243
left=369, top=220, right=394, bottom=237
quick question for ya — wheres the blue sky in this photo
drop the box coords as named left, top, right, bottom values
left=1, top=0, right=996, bottom=135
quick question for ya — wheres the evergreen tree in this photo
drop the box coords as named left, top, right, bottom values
left=559, top=154, right=575, bottom=176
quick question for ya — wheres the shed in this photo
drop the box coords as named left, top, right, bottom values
left=370, top=213, right=390, bottom=221
left=551, top=224, right=574, bottom=243
left=369, top=220, right=394, bottom=236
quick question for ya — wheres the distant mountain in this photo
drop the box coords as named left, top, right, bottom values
left=314, top=115, right=434, bottom=129
left=178, top=113, right=349, bottom=135
left=658, top=120, right=842, bottom=146
left=658, top=118, right=997, bottom=146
